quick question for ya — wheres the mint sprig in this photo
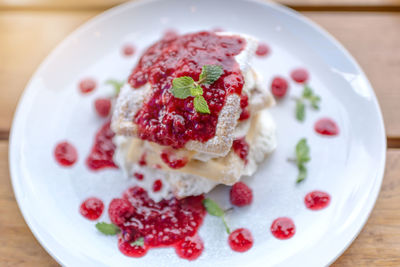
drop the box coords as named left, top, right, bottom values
left=171, top=65, right=223, bottom=114
left=295, top=84, right=321, bottom=122
left=293, top=138, right=311, bottom=183
left=202, top=198, right=231, bottom=234
left=106, top=79, right=124, bottom=95
left=96, top=222, right=120, bottom=235
left=130, top=237, right=144, bottom=247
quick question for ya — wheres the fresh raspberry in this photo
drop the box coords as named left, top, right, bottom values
left=271, top=77, right=288, bottom=98
left=108, top=198, right=135, bottom=227
left=230, top=182, right=253, bottom=207
left=94, top=98, right=112, bottom=118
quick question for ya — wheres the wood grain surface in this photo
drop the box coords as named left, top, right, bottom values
left=0, top=0, right=399, bottom=10
left=1, top=0, right=400, bottom=266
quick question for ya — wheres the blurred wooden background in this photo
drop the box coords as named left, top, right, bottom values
left=1, top=0, right=400, bottom=266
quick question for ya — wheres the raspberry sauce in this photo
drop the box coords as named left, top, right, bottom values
left=79, top=78, right=96, bottom=94
left=138, top=153, right=147, bottom=166
left=232, top=137, right=250, bottom=163
left=152, top=179, right=163, bottom=192
left=79, top=197, right=104, bottom=220
left=305, top=191, right=331, bottom=210
left=122, top=44, right=135, bottom=57
left=160, top=150, right=188, bottom=169
left=133, top=172, right=144, bottom=181
left=175, top=235, right=204, bottom=260
left=54, top=141, right=78, bottom=167
left=129, top=31, right=246, bottom=148
left=314, top=118, right=339, bottom=136
left=239, top=93, right=250, bottom=121
left=228, top=228, right=254, bottom=252
left=271, top=217, right=296, bottom=240
left=290, top=68, right=309, bottom=84
left=109, top=186, right=206, bottom=259
left=255, top=43, right=270, bottom=57
left=86, top=121, right=118, bottom=171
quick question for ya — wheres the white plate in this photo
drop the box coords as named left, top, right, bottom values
left=9, top=0, right=386, bottom=266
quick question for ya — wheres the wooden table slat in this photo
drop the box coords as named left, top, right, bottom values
left=0, top=0, right=400, bottom=10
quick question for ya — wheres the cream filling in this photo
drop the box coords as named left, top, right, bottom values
left=113, top=110, right=276, bottom=201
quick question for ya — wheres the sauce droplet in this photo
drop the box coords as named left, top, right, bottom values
left=79, top=78, right=96, bottom=94
left=79, top=197, right=104, bottom=220
left=54, top=141, right=78, bottom=167
left=232, top=137, right=249, bottom=163
left=152, top=179, right=163, bottom=192
left=228, top=228, right=254, bottom=252
left=305, top=191, right=331, bottom=210
left=290, top=68, right=309, bottom=84
left=134, top=172, right=144, bottom=181
left=314, top=118, right=339, bottom=136
left=255, top=43, right=270, bottom=57
left=271, top=217, right=295, bottom=240
left=118, top=237, right=148, bottom=258
left=122, top=44, right=135, bottom=57
left=175, top=235, right=204, bottom=260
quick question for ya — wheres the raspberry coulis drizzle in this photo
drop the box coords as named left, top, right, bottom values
left=109, top=186, right=206, bottom=260
left=305, top=191, right=331, bottom=210
left=314, top=118, right=339, bottom=136
left=271, top=217, right=296, bottom=240
left=79, top=197, right=104, bottom=220
left=54, top=141, right=78, bottom=167
left=129, top=31, right=246, bottom=149
left=86, top=121, right=118, bottom=170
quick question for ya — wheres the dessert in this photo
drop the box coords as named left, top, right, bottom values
left=111, top=31, right=277, bottom=201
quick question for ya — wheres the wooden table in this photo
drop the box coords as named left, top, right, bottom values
left=1, top=0, right=400, bottom=266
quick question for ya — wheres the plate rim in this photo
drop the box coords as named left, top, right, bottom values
left=9, top=0, right=387, bottom=266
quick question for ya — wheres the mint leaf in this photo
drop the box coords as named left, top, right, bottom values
left=302, top=85, right=321, bottom=110
left=194, top=95, right=210, bottom=114
left=202, top=198, right=231, bottom=234
left=171, top=76, right=195, bottom=99
left=199, top=65, right=223, bottom=85
left=203, top=198, right=224, bottom=217
left=293, top=138, right=310, bottom=183
left=106, top=79, right=124, bottom=95
left=171, top=86, right=192, bottom=99
left=297, top=163, right=307, bottom=183
left=173, top=76, right=194, bottom=89
left=296, top=138, right=310, bottom=163
left=302, top=85, right=313, bottom=98
left=130, top=237, right=144, bottom=247
left=310, top=95, right=321, bottom=110
left=190, top=85, right=203, bottom=97
left=96, top=222, right=120, bottom=235
left=296, top=99, right=305, bottom=122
